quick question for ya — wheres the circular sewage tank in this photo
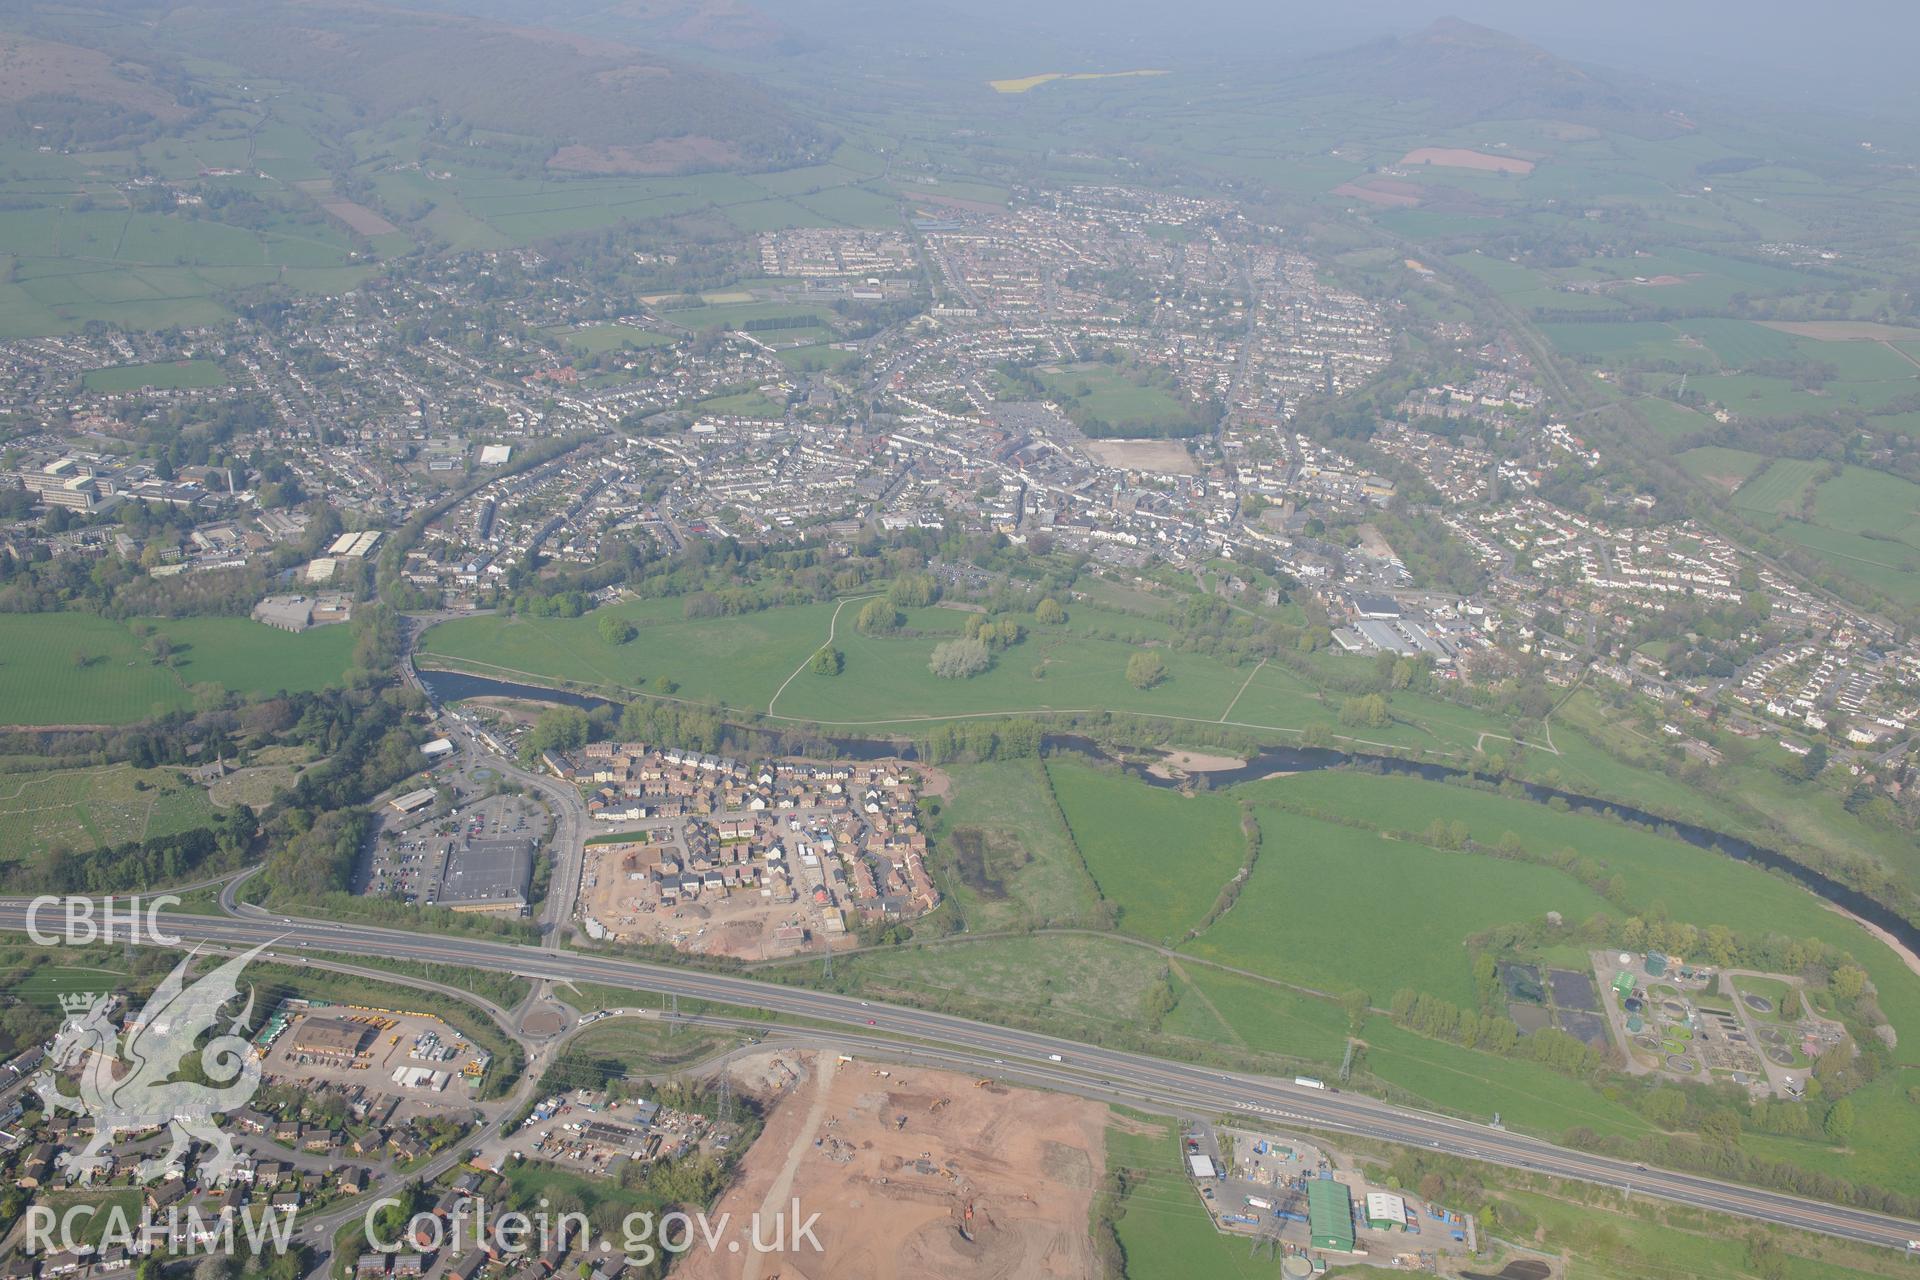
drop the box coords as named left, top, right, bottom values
left=1624, top=997, right=1644, bottom=1014
left=1625, top=1014, right=1645, bottom=1034
left=1283, top=1258, right=1313, bottom=1280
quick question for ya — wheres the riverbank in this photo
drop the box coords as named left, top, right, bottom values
left=413, top=666, right=1920, bottom=962
left=1824, top=899, right=1920, bottom=981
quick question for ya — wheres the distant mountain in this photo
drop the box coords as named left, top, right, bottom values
left=0, top=0, right=821, bottom=172
left=1301, top=16, right=1692, bottom=137
left=576, top=0, right=792, bottom=53
left=0, top=28, right=194, bottom=147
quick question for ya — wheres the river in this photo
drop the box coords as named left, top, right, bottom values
left=414, top=667, right=1920, bottom=959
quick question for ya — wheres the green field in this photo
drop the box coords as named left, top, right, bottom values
left=1729, top=461, right=1920, bottom=606
left=1238, top=771, right=1920, bottom=1057
left=1048, top=759, right=1245, bottom=943
left=81, top=359, right=229, bottom=391
left=0, top=613, right=357, bottom=725
left=894, top=762, right=1920, bottom=1189
left=149, top=616, right=358, bottom=694
left=1733, top=459, right=1828, bottom=517
left=1186, top=807, right=1610, bottom=1007
left=0, top=762, right=215, bottom=855
left=1675, top=445, right=1769, bottom=491
left=10, top=963, right=128, bottom=1011
left=0, top=113, right=375, bottom=335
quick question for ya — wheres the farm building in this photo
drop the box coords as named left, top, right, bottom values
left=1308, top=1179, right=1355, bottom=1252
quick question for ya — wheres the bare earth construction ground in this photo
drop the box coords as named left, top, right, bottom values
left=681, top=1052, right=1107, bottom=1280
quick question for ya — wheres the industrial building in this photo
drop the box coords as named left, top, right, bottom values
left=1351, top=592, right=1401, bottom=620
left=1365, top=1190, right=1409, bottom=1230
left=1308, top=1179, right=1355, bottom=1253
left=327, top=529, right=384, bottom=558
left=389, top=788, right=438, bottom=815
left=429, top=837, right=533, bottom=914
left=289, top=1016, right=375, bottom=1062
left=251, top=593, right=353, bottom=632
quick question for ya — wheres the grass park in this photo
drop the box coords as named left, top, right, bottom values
left=547, top=323, right=675, bottom=355
left=695, top=387, right=788, bottom=418
left=0, top=612, right=357, bottom=726
left=80, top=359, right=229, bottom=392
left=419, top=593, right=1571, bottom=766
left=1034, top=362, right=1210, bottom=437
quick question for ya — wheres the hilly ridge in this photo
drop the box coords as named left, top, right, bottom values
left=1300, top=16, right=1693, bottom=136
left=0, top=0, right=821, bottom=172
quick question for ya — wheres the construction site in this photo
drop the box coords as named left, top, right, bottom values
left=677, top=1051, right=1108, bottom=1280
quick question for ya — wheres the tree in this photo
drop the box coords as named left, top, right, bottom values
left=929, top=637, right=991, bottom=680
left=1640, top=1088, right=1688, bottom=1129
left=1035, top=597, right=1067, bottom=625
left=857, top=598, right=902, bottom=635
left=1831, top=965, right=1867, bottom=1001
left=597, top=615, right=637, bottom=645
left=887, top=573, right=938, bottom=608
left=1126, top=650, right=1167, bottom=689
left=1797, top=742, right=1828, bottom=780
left=527, top=707, right=589, bottom=757
left=809, top=645, right=844, bottom=676
left=1825, top=1096, right=1855, bottom=1143
left=1339, top=693, right=1390, bottom=729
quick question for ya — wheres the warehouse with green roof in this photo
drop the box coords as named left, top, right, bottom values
left=1308, top=1179, right=1355, bottom=1252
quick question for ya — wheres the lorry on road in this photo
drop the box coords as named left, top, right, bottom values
left=1293, top=1076, right=1327, bottom=1090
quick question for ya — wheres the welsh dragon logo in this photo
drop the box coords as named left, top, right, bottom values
left=32, top=943, right=271, bottom=1184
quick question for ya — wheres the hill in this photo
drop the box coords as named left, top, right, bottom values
left=1300, top=16, right=1692, bottom=137
left=0, top=29, right=191, bottom=147
left=4, top=0, right=819, bottom=172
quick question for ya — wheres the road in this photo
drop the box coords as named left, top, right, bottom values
left=3, top=903, right=1915, bottom=1256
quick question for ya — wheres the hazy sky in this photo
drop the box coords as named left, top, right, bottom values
left=750, top=0, right=1920, bottom=115
left=1380, top=0, right=1919, bottom=113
